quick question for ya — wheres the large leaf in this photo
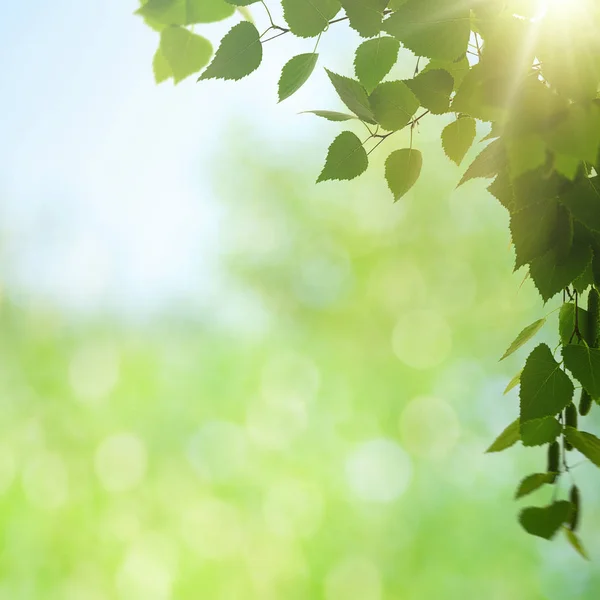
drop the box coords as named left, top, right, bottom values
left=564, top=426, right=600, bottom=467
left=458, top=139, right=505, bottom=187
left=563, top=344, right=600, bottom=398
left=506, top=133, right=547, bottom=179
left=500, top=318, right=546, bottom=361
left=282, top=0, right=341, bottom=37
left=278, top=53, right=318, bottom=102
left=519, top=501, right=573, bottom=539
left=486, top=418, right=520, bottom=453
left=383, top=0, right=470, bottom=61
left=385, top=149, right=422, bottom=201
left=354, top=37, right=400, bottom=94
left=325, top=70, right=376, bottom=123
left=515, top=473, right=557, bottom=499
left=545, top=104, right=600, bottom=164
left=137, top=0, right=235, bottom=25
left=340, top=0, right=388, bottom=38
left=160, top=26, right=212, bottom=84
left=405, top=69, right=453, bottom=114
left=519, top=343, right=574, bottom=423
left=317, top=132, right=368, bottom=183
left=199, top=22, right=262, bottom=81
left=369, top=81, right=420, bottom=131
left=520, top=416, right=562, bottom=447
left=441, top=116, right=476, bottom=166
left=559, top=177, right=600, bottom=233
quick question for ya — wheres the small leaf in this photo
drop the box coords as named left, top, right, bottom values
left=282, top=0, right=341, bottom=37
left=278, top=53, right=318, bottom=102
left=564, top=426, right=600, bottom=467
left=563, top=527, right=590, bottom=560
left=520, top=344, right=574, bottom=423
left=199, top=21, right=262, bottom=81
left=325, top=69, right=376, bottom=123
left=486, top=418, right=520, bottom=453
left=563, top=344, right=600, bottom=399
left=341, top=0, right=388, bottom=38
left=520, top=416, right=562, bottom=447
left=160, top=26, right=212, bottom=84
left=369, top=81, right=420, bottom=131
left=504, top=369, right=522, bottom=395
left=385, top=149, right=422, bottom=201
left=441, top=116, right=476, bottom=166
left=301, top=110, right=357, bottom=122
left=354, top=37, right=400, bottom=94
left=317, top=132, right=368, bottom=183
left=515, top=473, right=557, bottom=499
left=500, top=318, right=546, bottom=361
left=519, top=501, right=573, bottom=540
left=405, top=69, right=453, bottom=114
left=458, top=139, right=505, bottom=187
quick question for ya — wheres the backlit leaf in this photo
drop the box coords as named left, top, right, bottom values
left=317, top=132, right=368, bottom=183
left=369, top=81, right=420, bottom=131
left=282, top=0, right=341, bottom=37
left=354, top=37, right=399, bottom=94
left=515, top=473, right=557, bottom=499
left=385, top=149, right=422, bottom=201
left=442, top=116, right=476, bottom=166
left=500, top=318, right=546, bottom=361
left=325, top=69, right=376, bottom=123
left=486, top=418, right=520, bottom=453
left=405, top=69, right=453, bottom=114
left=160, top=26, right=212, bottom=84
left=278, top=53, right=318, bottom=102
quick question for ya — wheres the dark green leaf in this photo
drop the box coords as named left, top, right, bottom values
left=519, top=501, right=573, bottom=539
left=278, top=53, right=318, bottom=102
left=564, top=426, right=600, bottom=467
left=369, top=81, right=420, bottom=131
left=385, top=149, right=422, bottom=201
left=405, top=69, right=453, bottom=114
left=354, top=37, right=400, bottom=94
left=500, top=318, right=546, bottom=361
left=563, top=344, right=600, bottom=399
left=520, top=416, right=562, bottom=447
left=559, top=303, right=589, bottom=346
left=486, top=418, right=520, bottom=453
left=160, top=26, right=212, bottom=84
left=325, top=69, right=376, bottom=123
left=458, top=139, right=505, bottom=187
left=520, top=343, right=574, bottom=423
left=282, top=0, right=341, bottom=37
left=441, top=116, right=476, bottom=166
left=317, top=132, right=368, bottom=183
left=559, top=177, right=600, bottom=233
left=515, top=473, right=557, bottom=499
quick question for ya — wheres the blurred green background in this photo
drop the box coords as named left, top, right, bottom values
left=1, top=1, right=600, bottom=598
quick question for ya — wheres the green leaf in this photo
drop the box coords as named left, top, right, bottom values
left=354, top=37, right=399, bottom=94
left=563, top=527, right=590, bottom=560
left=282, top=0, right=341, bottom=37
left=340, top=0, right=388, bottom=38
left=317, top=132, right=368, bottom=183
left=369, top=81, right=420, bottom=131
left=153, top=47, right=172, bottom=83
left=506, top=133, right=547, bottom=179
left=385, top=149, right=422, bottom=201
left=520, top=416, right=562, bottom=447
left=563, top=344, right=600, bottom=399
left=159, top=26, right=212, bottom=84
left=529, top=244, right=593, bottom=303
left=199, top=22, right=262, bottom=81
left=458, top=139, right=505, bottom=187
left=515, top=473, right=557, bottom=499
left=520, top=343, right=574, bottom=423
left=519, top=501, right=573, bottom=540
left=137, top=0, right=235, bottom=25
left=559, top=177, right=600, bottom=233
left=405, top=69, right=453, bottom=115
left=423, top=56, right=469, bottom=90
left=573, top=261, right=594, bottom=294
left=564, top=426, right=600, bottom=467
left=301, top=110, right=357, bottom=122
left=554, top=154, right=581, bottom=181
left=500, top=318, right=546, bottom=361
left=441, top=116, right=476, bottom=166
left=559, top=303, right=589, bottom=346
left=383, top=0, right=470, bottom=61
left=325, top=69, right=376, bottom=124
left=278, top=53, right=318, bottom=102
left=486, top=418, right=520, bottom=453
left=225, top=0, right=260, bottom=4
left=504, top=369, right=522, bottom=395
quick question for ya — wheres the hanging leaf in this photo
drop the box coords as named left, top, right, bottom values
left=405, top=69, right=453, bottom=114
left=458, top=139, right=505, bottom=187
left=278, top=53, right=318, bottom=102
left=199, top=22, right=262, bottom=81
left=442, top=116, right=476, bottom=166
left=559, top=303, right=589, bottom=346
left=564, top=427, right=600, bottom=467
left=563, top=344, right=600, bottom=399
left=500, top=318, right=546, bottom=361
left=385, top=149, right=422, bottom=201
left=515, top=473, right=557, bottom=499
left=520, top=416, right=562, bottom=447
left=153, top=47, right=172, bottom=83
left=354, top=37, right=400, bottom=94
left=504, top=369, right=522, bottom=395
left=369, top=81, right=420, bottom=131
left=160, top=26, right=212, bottom=84
left=340, top=0, right=388, bottom=38
left=282, top=0, right=341, bottom=37
left=486, top=418, right=520, bottom=453
left=325, top=70, right=377, bottom=123
left=317, top=132, right=368, bottom=183
left=564, top=527, right=590, bottom=560
left=519, top=501, right=573, bottom=539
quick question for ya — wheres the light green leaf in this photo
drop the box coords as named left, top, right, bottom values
left=383, top=0, right=470, bottom=61
left=563, top=344, right=600, bottom=399
left=160, top=26, right=212, bottom=84
left=520, top=343, right=574, bottom=423
left=486, top=418, right=520, bottom=453
left=354, top=37, right=400, bottom=94
left=500, top=318, right=546, bottom=361
left=153, top=47, right=172, bottom=83
left=519, top=501, right=573, bottom=539
left=515, top=473, right=557, bottom=499
left=405, top=69, right=453, bottom=114
left=520, top=416, right=562, bottom=447
left=301, top=110, right=357, bottom=121
left=325, top=69, right=376, bottom=123
left=282, top=0, right=341, bottom=37
left=225, top=0, right=259, bottom=4
left=458, top=139, right=504, bottom=187
left=554, top=154, right=581, bottom=181
left=199, top=21, right=262, bottom=81
left=317, top=132, right=368, bottom=183
left=369, top=81, right=420, bottom=131
left=564, top=426, right=600, bottom=467
left=559, top=303, right=589, bottom=346
left=385, top=149, right=422, bottom=201
left=506, top=133, right=547, bottom=179
left=340, top=0, right=388, bottom=38
left=424, top=56, right=469, bottom=90
left=137, top=0, right=235, bottom=25
left=564, top=527, right=590, bottom=560
left=504, top=369, right=522, bottom=395
left=441, top=116, right=476, bottom=166
left=278, top=53, right=318, bottom=102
